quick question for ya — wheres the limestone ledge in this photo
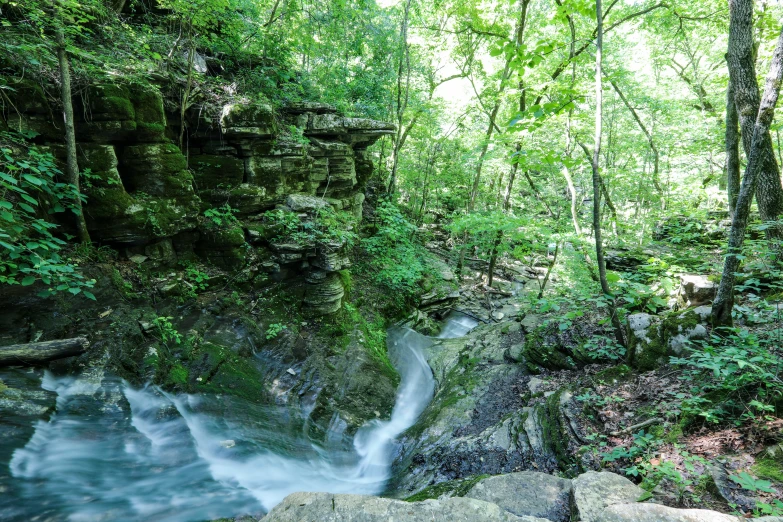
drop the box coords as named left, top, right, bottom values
left=4, top=80, right=393, bottom=314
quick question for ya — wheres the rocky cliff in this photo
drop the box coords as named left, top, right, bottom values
left=3, top=79, right=393, bottom=314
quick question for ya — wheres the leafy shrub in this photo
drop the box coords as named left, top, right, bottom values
left=265, top=322, right=287, bottom=340
left=360, top=201, right=428, bottom=308
left=203, top=204, right=239, bottom=229
left=0, top=132, right=96, bottom=299
left=263, top=206, right=357, bottom=246
left=671, top=328, right=783, bottom=425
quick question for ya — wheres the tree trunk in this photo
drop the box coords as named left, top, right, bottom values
left=726, top=79, right=741, bottom=219
left=563, top=165, right=581, bottom=234
left=55, top=23, right=90, bottom=244
left=0, top=337, right=89, bottom=366
left=727, top=0, right=783, bottom=236
left=387, top=0, right=413, bottom=196
left=179, top=34, right=196, bottom=152
left=713, top=25, right=783, bottom=327
left=581, top=0, right=626, bottom=348
left=458, top=7, right=525, bottom=277
left=607, top=77, right=664, bottom=208
left=479, top=0, right=530, bottom=287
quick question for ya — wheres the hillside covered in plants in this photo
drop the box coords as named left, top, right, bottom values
left=0, top=0, right=782, bottom=521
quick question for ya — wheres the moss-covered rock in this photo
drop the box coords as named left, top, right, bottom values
left=220, top=101, right=278, bottom=138
left=522, top=316, right=609, bottom=373
left=627, top=310, right=708, bottom=371
left=190, top=154, right=246, bottom=190
left=195, top=225, right=247, bottom=269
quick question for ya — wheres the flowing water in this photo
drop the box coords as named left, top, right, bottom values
left=437, top=311, right=480, bottom=339
left=0, top=318, right=473, bottom=522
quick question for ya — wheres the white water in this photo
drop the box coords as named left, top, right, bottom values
left=5, top=325, right=447, bottom=522
left=437, top=311, right=480, bottom=339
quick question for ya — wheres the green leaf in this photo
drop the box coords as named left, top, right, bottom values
left=18, top=203, right=35, bottom=213
left=68, top=287, right=82, bottom=295
left=22, top=174, right=44, bottom=186
left=21, top=194, right=39, bottom=206
left=83, top=290, right=96, bottom=301
left=21, top=276, right=36, bottom=286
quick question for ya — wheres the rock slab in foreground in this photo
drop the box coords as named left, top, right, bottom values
left=466, top=471, right=573, bottom=522
left=572, top=471, right=646, bottom=522
left=597, top=503, right=741, bottom=521
left=264, top=492, right=551, bottom=522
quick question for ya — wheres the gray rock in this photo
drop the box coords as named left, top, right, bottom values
left=708, top=464, right=757, bottom=513
left=286, top=194, right=330, bottom=212
left=466, top=471, right=573, bottom=522
left=679, top=275, right=716, bottom=307
left=264, top=492, right=549, bottom=522
left=692, top=305, right=712, bottom=323
left=573, top=471, right=646, bottom=522
left=596, top=503, right=739, bottom=522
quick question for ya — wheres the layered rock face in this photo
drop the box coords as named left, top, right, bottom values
left=4, top=81, right=393, bottom=313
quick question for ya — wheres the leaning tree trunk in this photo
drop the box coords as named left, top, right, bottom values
left=727, top=0, right=783, bottom=236
left=55, top=22, right=91, bottom=244
left=580, top=0, right=626, bottom=348
left=726, top=79, right=741, bottom=219
left=713, top=25, right=783, bottom=327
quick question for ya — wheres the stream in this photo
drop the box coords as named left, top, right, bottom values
left=0, top=313, right=477, bottom=522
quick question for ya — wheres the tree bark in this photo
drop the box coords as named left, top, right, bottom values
left=580, top=0, right=626, bottom=348
left=0, top=337, right=89, bottom=366
left=713, top=25, right=783, bottom=327
left=726, top=79, right=741, bottom=219
left=55, top=22, right=91, bottom=244
left=727, top=0, right=783, bottom=235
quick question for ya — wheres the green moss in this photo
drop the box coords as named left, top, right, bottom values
left=593, top=364, right=632, bottom=384
left=191, top=155, right=245, bottom=190
left=523, top=327, right=575, bottom=372
left=539, top=388, right=579, bottom=477
left=661, top=310, right=699, bottom=340
left=0, top=379, right=8, bottom=395
left=102, top=96, right=135, bottom=119
left=129, top=84, right=166, bottom=141
left=627, top=323, right=666, bottom=372
left=753, top=452, right=783, bottom=483
left=188, top=342, right=269, bottom=403
left=168, top=363, right=189, bottom=385
left=404, top=475, right=490, bottom=502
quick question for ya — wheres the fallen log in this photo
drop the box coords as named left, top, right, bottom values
left=610, top=417, right=663, bottom=437
left=0, top=337, right=89, bottom=366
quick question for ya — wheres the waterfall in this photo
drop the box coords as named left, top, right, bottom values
left=4, top=316, right=474, bottom=521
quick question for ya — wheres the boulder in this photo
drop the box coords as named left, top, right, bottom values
left=679, top=275, right=716, bottom=307
left=264, top=492, right=549, bottom=522
left=596, top=503, right=740, bottom=522
left=626, top=313, right=666, bottom=371
left=572, top=471, right=646, bottom=522
left=466, top=471, right=573, bottom=522
left=627, top=309, right=709, bottom=371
